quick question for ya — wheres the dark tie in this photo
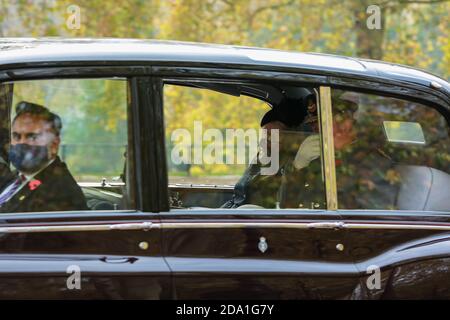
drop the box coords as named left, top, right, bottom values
left=0, top=175, right=25, bottom=205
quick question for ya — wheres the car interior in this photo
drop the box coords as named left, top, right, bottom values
left=166, top=82, right=450, bottom=211
left=165, top=81, right=319, bottom=210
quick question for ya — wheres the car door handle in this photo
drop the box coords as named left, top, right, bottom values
left=109, top=222, right=154, bottom=231
left=100, top=257, right=138, bottom=264
left=307, top=222, right=344, bottom=230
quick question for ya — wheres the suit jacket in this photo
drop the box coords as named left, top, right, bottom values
left=0, top=157, right=88, bottom=213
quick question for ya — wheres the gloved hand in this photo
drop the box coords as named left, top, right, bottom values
left=293, top=134, right=321, bottom=170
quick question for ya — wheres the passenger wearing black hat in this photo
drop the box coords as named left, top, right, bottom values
left=222, top=97, right=308, bottom=209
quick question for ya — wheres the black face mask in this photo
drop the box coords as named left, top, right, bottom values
left=9, top=144, right=49, bottom=173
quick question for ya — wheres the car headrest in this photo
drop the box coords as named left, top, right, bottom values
left=395, top=165, right=450, bottom=211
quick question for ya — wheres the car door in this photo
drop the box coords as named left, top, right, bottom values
left=155, top=72, right=361, bottom=299
left=0, top=73, right=171, bottom=299
left=327, top=87, right=450, bottom=299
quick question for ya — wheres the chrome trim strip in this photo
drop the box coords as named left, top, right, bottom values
left=1, top=221, right=450, bottom=234
left=159, top=221, right=450, bottom=231
left=0, top=222, right=157, bottom=234
left=160, top=222, right=450, bottom=231
left=319, top=86, right=338, bottom=210
left=343, top=223, right=450, bottom=231
left=161, top=222, right=312, bottom=229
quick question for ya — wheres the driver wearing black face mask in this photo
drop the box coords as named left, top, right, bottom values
left=0, top=101, right=87, bottom=213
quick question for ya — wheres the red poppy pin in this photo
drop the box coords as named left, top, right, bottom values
left=28, top=179, right=42, bottom=191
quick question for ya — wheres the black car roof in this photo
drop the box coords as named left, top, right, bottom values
left=0, top=38, right=449, bottom=94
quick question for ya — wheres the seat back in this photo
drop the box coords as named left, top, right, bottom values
left=396, top=165, right=450, bottom=211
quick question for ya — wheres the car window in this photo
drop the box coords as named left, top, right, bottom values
left=331, top=89, right=450, bottom=211
left=0, top=79, right=134, bottom=212
left=163, top=82, right=326, bottom=210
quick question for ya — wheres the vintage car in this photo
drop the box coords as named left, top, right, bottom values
left=0, top=38, right=449, bottom=299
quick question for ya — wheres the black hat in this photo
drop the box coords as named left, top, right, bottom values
left=260, top=98, right=307, bottom=128
left=260, top=109, right=277, bottom=127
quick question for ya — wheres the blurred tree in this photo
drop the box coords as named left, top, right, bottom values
left=0, top=0, right=447, bottom=78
